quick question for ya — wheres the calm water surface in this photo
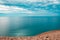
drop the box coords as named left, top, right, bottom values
left=0, top=16, right=60, bottom=36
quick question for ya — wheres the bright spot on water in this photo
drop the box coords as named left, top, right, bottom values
left=0, top=17, right=9, bottom=35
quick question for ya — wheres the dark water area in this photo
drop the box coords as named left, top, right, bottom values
left=2, top=16, right=59, bottom=36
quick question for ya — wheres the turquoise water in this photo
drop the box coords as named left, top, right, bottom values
left=0, top=0, right=60, bottom=36
left=7, top=16, right=60, bottom=36
left=0, top=16, right=60, bottom=36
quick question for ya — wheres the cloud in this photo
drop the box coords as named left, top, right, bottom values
left=0, top=0, right=5, bottom=4
left=0, top=0, right=59, bottom=16
left=0, top=5, right=34, bottom=15
left=0, top=4, right=59, bottom=16
left=0, top=0, right=59, bottom=5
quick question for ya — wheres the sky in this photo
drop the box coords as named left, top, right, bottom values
left=0, top=5, right=34, bottom=14
left=0, top=0, right=60, bottom=4
left=0, top=0, right=60, bottom=16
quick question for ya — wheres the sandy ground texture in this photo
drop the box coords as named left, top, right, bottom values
left=0, top=30, right=60, bottom=40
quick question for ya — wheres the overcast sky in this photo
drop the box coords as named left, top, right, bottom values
left=0, top=0, right=59, bottom=16
left=0, top=0, right=60, bottom=4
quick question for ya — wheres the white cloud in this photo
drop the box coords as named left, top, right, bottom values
left=5, top=0, right=60, bottom=3
left=0, top=0, right=59, bottom=4
left=0, top=5, right=34, bottom=14
left=0, top=0, right=59, bottom=6
left=0, top=1, right=4, bottom=4
left=0, top=4, right=58, bottom=16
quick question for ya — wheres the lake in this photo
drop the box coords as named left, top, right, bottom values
left=0, top=16, right=60, bottom=36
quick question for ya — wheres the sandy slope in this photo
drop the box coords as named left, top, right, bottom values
left=0, top=30, right=60, bottom=40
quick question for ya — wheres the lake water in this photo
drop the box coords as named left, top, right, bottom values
left=0, top=16, right=60, bottom=36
